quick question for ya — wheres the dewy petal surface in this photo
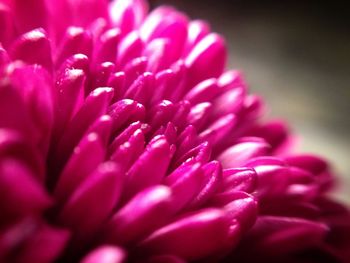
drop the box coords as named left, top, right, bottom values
left=0, top=0, right=349, bottom=262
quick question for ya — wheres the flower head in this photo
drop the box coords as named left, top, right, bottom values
left=0, top=0, right=349, bottom=262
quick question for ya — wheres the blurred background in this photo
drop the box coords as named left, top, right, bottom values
left=152, top=0, right=350, bottom=203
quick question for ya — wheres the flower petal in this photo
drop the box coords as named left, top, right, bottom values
left=59, top=162, right=122, bottom=241
left=81, top=245, right=126, bottom=263
left=137, top=208, right=233, bottom=261
left=105, top=185, right=174, bottom=245
left=122, top=135, right=173, bottom=201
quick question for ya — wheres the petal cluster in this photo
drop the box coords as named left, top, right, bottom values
left=0, top=0, right=349, bottom=262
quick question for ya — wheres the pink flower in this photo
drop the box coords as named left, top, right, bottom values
left=0, top=0, right=349, bottom=262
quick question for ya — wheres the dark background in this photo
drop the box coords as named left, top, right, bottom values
left=152, top=0, right=350, bottom=202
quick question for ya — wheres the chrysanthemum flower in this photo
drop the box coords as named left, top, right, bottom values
left=0, top=0, right=349, bottom=262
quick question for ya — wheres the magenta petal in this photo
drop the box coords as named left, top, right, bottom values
left=143, top=38, right=171, bottom=72
left=108, top=71, right=126, bottom=101
left=285, top=154, right=328, bottom=175
left=81, top=245, right=126, bottom=263
left=94, top=28, right=121, bottom=64
left=0, top=82, right=36, bottom=139
left=185, top=33, right=226, bottom=87
left=0, top=129, right=44, bottom=181
left=141, top=7, right=188, bottom=44
left=9, top=28, right=52, bottom=70
left=173, top=125, right=197, bottom=163
left=218, top=137, right=270, bottom=168
left=171, top=101, right=191, bottom=130
left=123, top=135, right=172, bottom=201
left=249, top=120, right=292, bottom=154
left=109, top=0, right=148, bottom=36
left=0, top=4, right=15, bottom=47
left=10, top=65, right=54, bottom=154
left=286, top=154, right=333, bottom=192
left=246, top=216, right=329, bottom=256
left=54, top=132, right=105, bottom=203
left=124, top=72, right=154, bottom=105
left=110, top=128, right=145, bottom=172
left=56, top=53, right=89, bottom=75
left=55, top=27, right=92, bottom=67
left=187, top=102, right=212, bottom=131
left=88, top=62, right=115, bottom=94
left=153, top=67, right=185, bottom=103
left=187, top=161, right=222, bottom=209
left=184, top=78, right=218, bottom=105
left=245, top=157, right=290, bottom=199
left=67, top=0, right=109, bottom=29
left=138, top=208, right=232, bottom=260
left=55, top=87, right=113, bottom=164
left=223, top=193, right=258, bottom=232
left=141, top=8, right=188, bottom=63
left=199, top=114, right=237, bottom=148
left=165, top=162, right=203, bottom=211
left=217, top=70, right=245, bottom=93
left=222, top=168, right=257, bottom=193
left=59, top=162, right=122, bottom=240
left=15, top=224, right=70, bottom=263
left=105, top=185, right=173, bottom=245
left=86, top=115, right=113, bottom=147
left=183, top=20, right=210, bottom=56
left=123, top=56, right=148, bottom=87
left=210, top=85, right=245, bottom=121
left=147, top=100, right=175, bottom=133
left=11, top=0, right=47, bottom=34
left=117, top=31, right=143, bottom=68
left=139, top=7, right=175, bottom=41
left=174, top=141, right=211, bottom=168
left=53, top=68, right=85, bottom=139
left=0, top=159, right=50, bottom=222
left=109, top=121, right=148, bottom=152
left=108, top=99, right=146, bottom=133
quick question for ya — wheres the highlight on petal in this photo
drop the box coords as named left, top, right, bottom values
left=81, top=245, right=126, bottom=263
